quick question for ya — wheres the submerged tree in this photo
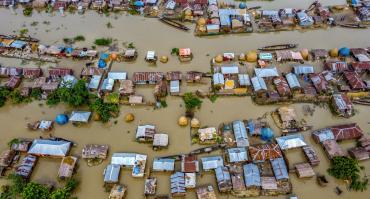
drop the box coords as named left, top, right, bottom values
left=183, top=92, right=202, bottom=111
left=0, top=87, right=10, bottom=107
left=21, top=182, right=49, bottom=199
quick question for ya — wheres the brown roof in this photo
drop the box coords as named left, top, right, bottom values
left=48, top=67, right=73, bottom=77
left=196, top=185, right=217, bottom=199
left=295, top=163, right=315, bottom=178
left=351, top=61, right=370, bottom=73
left=42, top=81, right=59, bottom=91
left=311, top=49, right=328, bottom=59
left=249, top=143, right=283, bottom=162
left=351, top=48, right=368, bottom=56
left=331, top=123, right=363, bottom=141
left=119, top=80, right=134, bottom=95
left=82, top=144, right=109, bottom=159
left=302, top=146, right=320, bottom=166
left=273, top=77, right=291, bottom=97
left=186, top=71, right=203, bottom=82
left=324, top=61, right=348, bottom=72
left=80, top=67, right=104, bottom=76
left=181, top=155, right=199, bottom=173
left=348, top=147, right=369, bottom=161
left=166, top=71, right=182, bottom=81
left=5, top=76, right=21, bottom=89
left=343, top=71, right=366, bottom=90
left=322, top=139, right=345, bottom=159
left=309, top=73, right=328, bottom=93
left=132, top=72, right=163, bottom=84
left=261, top=177, right=277, bottom=190
left=23, top=68, right=42, bottom=79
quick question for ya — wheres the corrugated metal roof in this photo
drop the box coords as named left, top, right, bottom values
left=88, top=75, right=102, bottom=89
left=70, top=111, right=91, bottom=123
left=201, top=156, right=224, bottom=170
left=232, top=120, right=249, bottom=147
left=213, top=73, right=225, bottom=85
left=293, top=65, right=314, bottom=75
left=221, top=66, right=239, bottom=74
left=227, top=147, right=248, bottom=162
left=276, top=134, right=307, bottom=150
left=255, top=67, right=279, bottom=78
left=238, top=74, right=251, bottom=86
left=104, top=164, right=120, bottom=183
left=286, top=73, right=301, bottom=88
left=251, top=76, right=267, bottom=91
left=170, top=80, right=180, bottom=93
left=111, top=153, right=137, bottom=166
left=28, top=139, right=71, bottom=157
left=153, top=158, right=175, bottom=171
left=243, top=163, right=261, bottom=187
left=108, top=72, right=127, bottom=80
left=270, top=157, right=289, bottom=180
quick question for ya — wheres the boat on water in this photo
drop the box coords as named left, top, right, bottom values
left=258, top=44, right=298, bottom=51
left=159, top=17, right=189, bottom=31
left=339, top=23, right=367, bottom=29
left=316, top=174, right=329, bottom=187
left=0, top=34, right=39, bottom=42
left=247, top=6, right=261, bottom=11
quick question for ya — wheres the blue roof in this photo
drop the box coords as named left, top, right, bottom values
left=55, top=114, right=69, bottom=125
left=10, top=40, right=27, bottom=49
left=215, top=166, right=231, bottom=183
left=243, top=163, right=261, bottom=187
left=339, top=47, right=350, bottom=57
left=232, top=120, right=249, bottom=147
left=270, top=158, right=289, bottom=180
left=261, top=127, right=274, bottom=141
left=153, top=158, right=175, bottom=171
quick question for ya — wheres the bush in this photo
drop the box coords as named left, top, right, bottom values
left=90, top=98, right=119, bottom=123
left=46, top=80, right=90, bottom=107
left=23, top=7, right=33, bottom=17
left=171, top=48, right=179, bottom=56
left=46, top=90, right=61, bottom=106
left=94, top=38, right=112, bottom=46
left=30, top=88, right=42, bottom=100
left=73, top=35, right=85, bottom=42
left=183, top=92, right=202, bottom=111
left=0, top=87, right=10, bottom=107
left=10, top=90, right=31, bottom=104
left=21, top=182, right=49, bottom=199
left=105, top=93, right=120, bottom=104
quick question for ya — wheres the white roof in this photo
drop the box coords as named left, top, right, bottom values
left=153, top=134, right=169, bottom=147
left=88, top=75, right=102, bottom=89
left=286, top=73, right=301, bottom=88
left=223, top=52, right=235, bottom=60
left=238, top=74, right=251, bottom=86
left=207, top=24, right=220, bottom=30
left=108, top=72, right=127, bottom=80
left=251, top=76, right=267, bottom=91
left=28, top=139, right=71, bottom=157
left=255, top=67, right=279, bottom=78
left=166, top=0, right=176, bottom=9
left=101, top=78, right=114, bottom=91
left=136, top=125, right=156, bottom=138
left=38, top=120, right=53, bottom=130
left=185, top=173, right=196, bottom=188
left=146, top=51, right=156, bottom=60
left=201, top=156, right=224, bottom=170
left=170, top=80, right=180, bottom=93
left=69, top=111, right=91, bottom=123
left=213, top=73, right=225, bottom=85
left=221, top=66, right=239, bottom=74
left=111, top=153, right=137, bottom=166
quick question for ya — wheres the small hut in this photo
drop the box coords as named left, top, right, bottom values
left=10, top=139, right=32, bottom=152
left=348, top=147, right=369, bottom=161
left=302, top=146, right=320, bottom=166
left=196, top=185, right=217, bottom=199
left=144, top=178, right=157, bottom=195
left=215, top=166, right=232, bottom=192
left=261, top=177, right=278, bottom=196
left=123, top=49, right=137, bottom=61
left=185, top=173, right=196, bottom=189
left=179, top=48, right=193, bottom=62
left=198, top=127, right=218, bottom=144
left=294, top=163, right=315, bottom=178
left=16, top=155, right=37, bottom=179
left=186, top=71, right=203, bottom=83
left=181, top=155, right=199, bottom=173
left=153, top=134, right=169, bottom=150
left=82, top=144, right=109, bottom=160
left=136, top=125, right=156, bottom=143
left=145, top=51, right=157, bottom=64
left=109, top=184, right=126, bottom=199
left=104, top=164, right=121, bottom=184
left=58, top=156, right=78, bottom=179
left=152, top=158, right=175, bottom=172
left=0, top=150, right=16, bottom=167
left=69, top=111, right=91, bottom=124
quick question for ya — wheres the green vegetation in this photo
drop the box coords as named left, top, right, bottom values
left=0, top=87, right=10, bottom=107
left=209, top=95, right=218, bottom=103
left=328, top=156, right=369, bottom=191
left=73, top=35, right=85, bottom=42
left=30, top=88, right=42, bottom=100
left=47, top=80, right=90, bottom=107
left=183, top=92, right=202, bottom=111
left=127, top=42, right=135, bottom=49
left=90, top=98, right=119, bottom=123
left=0, top=174, right=79, bottom=199
left=171, top=48, right=179, bottom=56
left=106, top=22, right=113, bottom=28
left=19, top=29, right=29, bottom=37
left=30, top=21, right=39, bottom=26
left=23, top=7, right=33, bottom=17
left=105, top=93, right=120, bottom=104
left=160, top=100, right=167, bottom=108
left=7, top=138, right=20, bottom=148
left=94, top=38, right=112, bottom=46
left=10, top=90, right=31, bottom=104
left=63, top=38, right=73, bottom=44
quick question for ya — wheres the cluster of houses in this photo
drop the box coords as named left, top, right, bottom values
left=211, top=47, right=370, bottom=117
left=312, top=123, right=369, bottom=161
left=351, top=0, right=370, bottom=23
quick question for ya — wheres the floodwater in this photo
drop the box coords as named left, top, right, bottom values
left=0, top=0, right=369, bottom=198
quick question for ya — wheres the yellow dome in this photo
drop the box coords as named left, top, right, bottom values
left=246, top=51, right=257, bottom=62
left=215, top=54, right=223, bottom=63
left=300, top=49, right=309, bottom=60
left=239, top=53, right=246, bottom=61
left=125, top=113, right=135, bottom=122
left=190, top=118, right=200, bottom=128
left=329, top=48, right=339, bottom=57
left=197, top=18, right=206, bottom=26
left=198, top=26, right=207, bottom=32
left=178, top=116, right=188, bottom=126
left=160, top=56, right=168, bottom=63
left=185, top=9, right=192, bottom=16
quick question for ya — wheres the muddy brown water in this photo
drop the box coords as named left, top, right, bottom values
left=0, top=0, right=370, bottom=198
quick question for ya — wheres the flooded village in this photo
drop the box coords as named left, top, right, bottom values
left=0, top=0, right=369, bottom=198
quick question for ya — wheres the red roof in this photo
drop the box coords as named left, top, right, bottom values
left=6, top=76, right=21, bottom=89
left=331, top=123, right=363, bottom=141
left=249, top=144, right=283, bottom=162
left=344, top=71, right=366, bottom=90
left=324, top=61, right=348, bottom=72
left=132, top=72, right=163, bottom=84
left=23, top=68, right=42, bottom=79
left=175, top=0, right=187, bottom=4
left=273, top=76, right=291, bottom=97
left=194, top=0, right=207, bottom=5
left=48, top=68, right=73, bottom=78
left=309, top=73, right=328, bottom=93
left=181, top=155, right=199, bottom=173
left=351, top=61, right=370, bottom=73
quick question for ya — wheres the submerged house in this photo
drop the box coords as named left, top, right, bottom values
left=322, top=139, right=345, bottom=159
left=285, top=73, right=302, bottom=92
left=181, top=155, right=199, bottom=173
left=311, top=49, right=328, bottom=60
left=295, top=163, right=315, bottom=178
left=136, top=125, right=156, bottom=142
left=215, top=166, right=232, bottom=192
left=243, top=163, right=261, bottom=189
left=23, top=68, right=42, bottom=79
left=233, top=120, right=249, bottom=147
left=153, top=134, right=169, bottom=150
left=0, top=150, right=16, bottom=167
left=170, top=172, right=186, bottom=197
left=28, top=139, right=72, bottom=157
left=69, top=111, right=91, bottom=123
left=293, top=65, right=314, bottom=75
left=111, top=153, right=147, bottom=177
left=331, top=94, right=354, bottom=117
left=331, top=123, right=363, bottom=141
left=276, top=134, right=307, bottom=150
left=249, top=143, right=283, bottom=163
left=152, top=158, right=175, bottom=172
left=310, top=73, right=328, bottom=94
left=82, top=144, right=109, bottom=160
left=296, top=11, right=313, bottom=27
left=119, top=80, right=134, bottom=96
left=132, top=72, right=163, bottom=85
left=103, top=164, right=121, bottom=184
left=201, top=156, right=224, bottom=171
left=196, top=185, right=217, bottom=199
left=324, top=61, right=348, bottom=73
left=58, top=156, right=77, bottom=179
left=227, top=147, right=248, bottom=163
left=198, top=127, right=218, bottom=144
left=186, top=71, right=203, bottom=83
left=343, top=71, right=366, bottom=90
left=16, top=155, right=37, bottom=179
left=302, top=146, right=320, bottom=166
left=273, top=76, right=291, bottom=97
left=251, top=76, right=267, bottom=96
left=270, top=158, right=289, bottom=181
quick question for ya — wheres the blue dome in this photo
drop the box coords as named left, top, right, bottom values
left=134, top=1, right=144, bottom=7
left=55, top=114, right=68, bottom=125
left=66, top=47, right=74, bottom=54
left=239, top=3, right=247, bottom=9
left=261, top=127, right=274, bottom=141
left=98, top=59, right=107, bottom=68
left=339, top=47, right=350, bottom=57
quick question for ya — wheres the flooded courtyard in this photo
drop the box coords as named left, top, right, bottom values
left=0, top=0, right=369, bottom=198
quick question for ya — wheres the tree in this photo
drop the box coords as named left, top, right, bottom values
left=183, top=92, right=202, bottom=111
left=30, top=88, right=42, bottom=100
left=94, top=38, right=112, bottom=46
left=49, top=189, right=70, bottom=199
left=46, top=90, right=61, bottom=106
left=90, top=98, right=119, bottom=123
left=21, top=182, right=49, bottom=199
left=10, top=90, right=31, bottom=104
left=328, top=156, right=368, bottom=191
left=0, top=87, right=10, bottom=107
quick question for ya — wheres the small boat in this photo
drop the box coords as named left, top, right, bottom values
left=317, top=174, right=329, bottom=187
left=247, top=6, right=261, bottom=11
left=339, top=23, right=367, bottom=29
left=258, top=44, right=298, bottom=51
left=159, top=17, right=189, bottom=31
